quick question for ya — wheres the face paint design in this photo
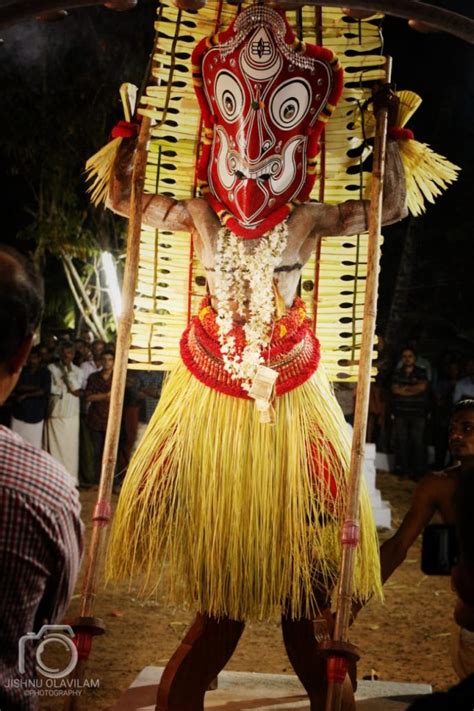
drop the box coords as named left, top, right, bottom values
left=193, top=6, right=344, bottom=238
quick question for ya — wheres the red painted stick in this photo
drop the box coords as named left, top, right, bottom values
left=62, top=114, right=151, bottom=710
left=324, top=57, right=392, bottom=711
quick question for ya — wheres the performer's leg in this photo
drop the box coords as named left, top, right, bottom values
left=156, top=612, right=245, bottom=711
left=281, top=608, right=355, bottom=711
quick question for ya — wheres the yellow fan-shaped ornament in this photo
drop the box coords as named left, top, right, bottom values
left=361, top=89, right=460, bottom=216
left=85, top=83, right=138, bottom=207
left=394, top=91, right=460, bottom=216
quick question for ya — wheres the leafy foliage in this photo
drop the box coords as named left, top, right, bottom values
left=1, top=7, right=155, bottom=260
left=0, top=6, right=155, bottom=331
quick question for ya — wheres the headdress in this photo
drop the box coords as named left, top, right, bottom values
left=193, top=5, right=344, bottom=238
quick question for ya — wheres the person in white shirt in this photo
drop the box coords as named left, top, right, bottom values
left=43, top=342, right=83, bottom=485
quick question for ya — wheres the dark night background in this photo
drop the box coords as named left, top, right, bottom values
left=0, top=1, right=473, bottom=366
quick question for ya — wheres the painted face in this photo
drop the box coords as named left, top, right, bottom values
left=193, top=6, right=343, bottom=238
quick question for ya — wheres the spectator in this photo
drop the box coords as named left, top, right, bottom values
left=43, top=334, right=59, bottom=364
left=352, top=400, right=474, bottom=685
left=10, top=345, right=51, bottom=449
left=79, top=328, right=93, bottom=345
left=117, top=370, right=144, bottom=481
left=433, top=358, right=460, bottom=469
left=92, top=339, right=105, bottom=362
left=373, top=334, right=396, bottom=452
left=396, top=337, right=433, bottom=382
left=38, top=343, right=52, bottom=367
left=77, top=341, right=100, bottom=488
left=73, top=338, right=88, bottom=366
left=391, top=347, right=429, bottom=480
left=80, top=340, right=103, bottom=385
left=43, top=343, right=83, bottom=485
left=451, top=474, right=474, bottom=682
left=453, top=356, right=474, bottom=403
left=78, top=340, right=108, bottom=487
left=0, top=246, right=83, bottom=710
left=136, top=369, right=165, bottom=448
left=407, top=465, right=474, bottom=710
left=84, top=350, right=114, bottom=483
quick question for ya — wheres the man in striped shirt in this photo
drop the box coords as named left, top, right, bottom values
left=0, top=247, right=84, bottom=709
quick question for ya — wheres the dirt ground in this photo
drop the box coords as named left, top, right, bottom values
left=40, top=471, right=458, bottom=710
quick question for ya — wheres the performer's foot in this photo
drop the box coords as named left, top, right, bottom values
left=281, top=612, right=355, bottom=711
left=156, top=612, right=245, bottom=711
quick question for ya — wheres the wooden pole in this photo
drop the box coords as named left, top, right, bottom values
left=63, top=115, right=151, bottom=710
left=323, top=58, right=392, bottom=711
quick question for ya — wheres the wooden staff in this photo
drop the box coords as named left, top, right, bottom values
left=321, top=57, right=393, bottom=711
left=63, top=114, right=151, bottom=710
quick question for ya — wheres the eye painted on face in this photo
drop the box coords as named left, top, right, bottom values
left=214, top=71, right=244, bottom=123
left=270, top=79, right=312, bottom=130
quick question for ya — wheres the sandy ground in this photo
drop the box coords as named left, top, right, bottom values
left=38, top=471, right=458, bottom=710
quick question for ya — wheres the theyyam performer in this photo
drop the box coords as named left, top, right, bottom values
left=98, top=4, right=458, bottom=709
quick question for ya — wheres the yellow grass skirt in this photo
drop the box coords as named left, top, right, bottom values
left=107, top=361, right=382, bottom=620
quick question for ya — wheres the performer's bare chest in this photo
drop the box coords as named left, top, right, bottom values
left=190, top=223, right=316, bottom=310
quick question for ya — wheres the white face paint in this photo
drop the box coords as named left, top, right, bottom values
left=269, top=80, right=312, bottom=130
left=240, top=26, right=283, bottom=82
left=214, top=72, right=244, bottom=123
left=196, top=4, right=337, bottom=236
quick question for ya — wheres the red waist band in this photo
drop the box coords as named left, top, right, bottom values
left=180, top=297, right=321, bottom=398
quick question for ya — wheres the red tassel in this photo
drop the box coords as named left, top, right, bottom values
left=111, top=120, right=140, bottom=139
left=388, top=126, right=414, bottom=141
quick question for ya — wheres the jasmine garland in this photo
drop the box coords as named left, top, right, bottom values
left=214, top=221, right=288, bottom=392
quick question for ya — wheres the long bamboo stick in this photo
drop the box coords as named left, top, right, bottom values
left=63, top=115, right=151, bottom=710
left=324, top=57, right=392, bottom=711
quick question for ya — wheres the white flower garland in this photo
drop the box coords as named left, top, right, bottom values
left=214, top=221, right=288, bottom=392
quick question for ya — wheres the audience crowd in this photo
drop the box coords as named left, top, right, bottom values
left=340, top=341, right=474, bottom=482
left=1, top=328, right=164, bottom=490
left=2, top=324, right=472, bottom=488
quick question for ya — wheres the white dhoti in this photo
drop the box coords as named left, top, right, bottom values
left=10, top=417, right=44, bottom=450
left=45, top=362, right=83, bottom=486
left=43, top=416, right=80, bottom=485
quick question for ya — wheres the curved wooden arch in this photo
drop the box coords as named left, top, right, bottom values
left=0, top=0, right=473, bottom=43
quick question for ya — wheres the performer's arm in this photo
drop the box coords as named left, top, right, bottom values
left=106, top=140, right=194, bottom=232
left=296, top=138, right=407, bottom=242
